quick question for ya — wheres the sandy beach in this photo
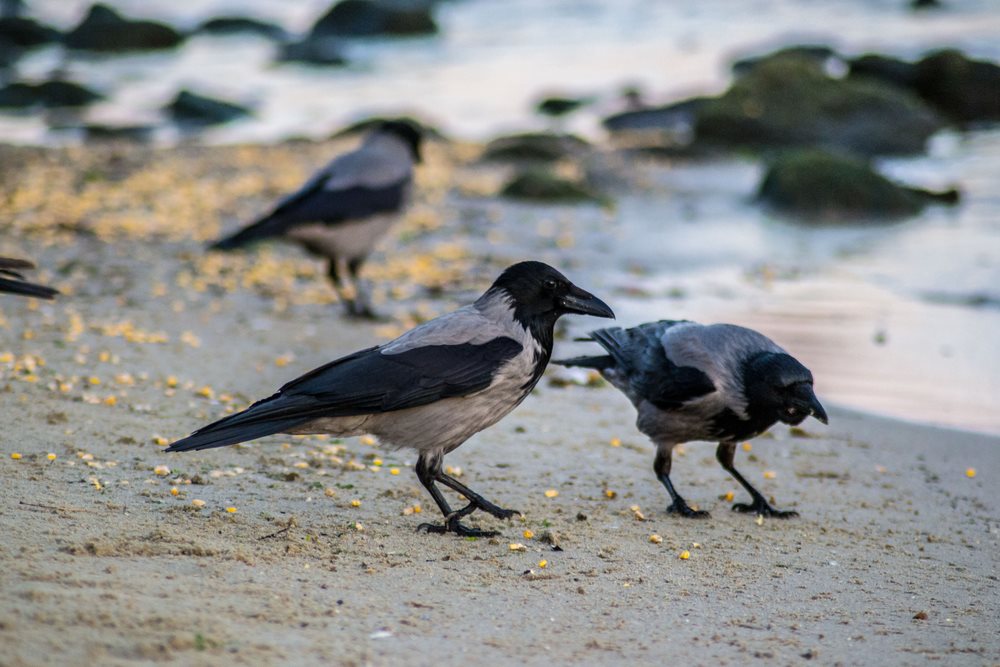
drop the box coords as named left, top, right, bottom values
left=0, top=139, right=998, bottom=666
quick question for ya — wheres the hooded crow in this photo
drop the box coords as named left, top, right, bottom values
left=0, top=258, right=58, bottom=300
left=209, top=120, right=423, bottom=319
left=167, top=261, right=614, bottom=536
left=557, top=320, right=827, bottom=518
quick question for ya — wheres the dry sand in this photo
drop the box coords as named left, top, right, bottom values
left=0, top=140, right=998, bottom=666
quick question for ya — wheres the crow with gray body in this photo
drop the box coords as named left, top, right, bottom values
left=167, top=261, right=614, bottom=536
left=210, top=120, right=422, bottom=318
left=0, top=258, right=58, bottom=300
left=557, top=320, right=827, bottom=518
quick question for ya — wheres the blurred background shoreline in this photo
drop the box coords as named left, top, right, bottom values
left=2, top=0, right=998, bottom=436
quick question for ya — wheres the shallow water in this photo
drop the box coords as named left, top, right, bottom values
left=2, top=0, right=999, bottom=433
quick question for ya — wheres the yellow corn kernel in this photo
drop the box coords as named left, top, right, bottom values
left=966, top=468, right=976, bottom=478
left=742, top=442, right=752, bottom=452
left=46, top=453, right=57, bottom=461
left=103, top=395, right=117, bottom=406
left=604, top=489, right=617, bottom=499
left=170, top=487, right=179, bottom=496
left=350, top=499, right=361, bottom=507
left=324, top=488, right=336, bottom=497
left=166, top=375, right=178, bottom=388
left=649, top=534, right=663, bottom=544
left=88, top=376, right=101, bottom=386
left=226, top=507, right=237, bottom=513
left=10, top=452, right=22, bottom=460
left=538, top=560, right=548, bottom=568
left=763, top=470, right=776, bottom=480
left=508, top=543, right=526, bottom=551
left=544, top=489, right=559, bottom=498
left=360, top=435, right=376, bottom=446
left=153, top=436, right=169, bottom=446
left=523, top=529, right=534, bottom=539
left=389, top=467, right=400, bottom=475
left=191, top=499, right=206, bottom=508
left=724, top=491, right=735, bottom=502
left=609, top=437, right=621, bottom=447
left=679, top=550, right=691, bottom=560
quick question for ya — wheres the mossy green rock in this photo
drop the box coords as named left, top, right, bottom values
left=758, top=150, right=946, bottom=220
left=500, top=167, right=600, bottom=203
left=0, top=81, right=102, bottom=108
left=482, top=133, right=589, bottom=162
left=695, top=56, right=945, bottom=155
left=65, top=4, right=184, bottom=51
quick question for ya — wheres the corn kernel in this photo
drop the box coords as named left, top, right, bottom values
left=763, top=470, right=776, bottom=480
left=523, top=529, right=534, bottom=539
left=360, top=435, right=376, bottom=446
left=324, top=487, right=336, bottom=497
left=88, top=376, right=101, bottom=386
left=538, top=560, right=548, bottom=568
left=350, top=499, right=361, bottom=507
left=724, top=491, right=735, bottom=502
left=412, top=504, right=421, bottom=514
left=196, top=385, right=214, bottom=399
left=609, top=438, right=621, bottom=447
left=389, top=467, right=400, bottom=475
left=103, top=395, right=117, bottom=406
left=649, top=534, right=663, bottom=544
left=226, top=507, right=237, bottom=513
left=153, top=436, right=169, bottom=446
left=170, top=487, right=179, bottom=496
left=544, top=489, right=559, bottom=498
left=742, top=442, right=752, bottom=452
left=293, top=461, right=309, bottom=469
left=166, top=375, right=178, bottom=388
left=966, top=468, right=976, bottom=478
left=508, top=543, right=526, bottom=551
left=154, top=465, right=170, bottom=476
left=191, top=499, right=206, bottom=508
left=755, top=514, right=765, bottom=526
left=679, top=550, right=691, bottom=560
left=46, top=453, right=57, bottom=461
left=604, top=489, right=617, bottom=499
left=10, top=452, right=22, bottom=460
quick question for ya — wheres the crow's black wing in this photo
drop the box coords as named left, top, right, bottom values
left=0, top=258, right=58, bottom=300
left=591, top=321, right=716, bottom=409
left=166, top=337, right=523, bottom=452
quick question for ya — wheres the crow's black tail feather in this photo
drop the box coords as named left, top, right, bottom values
left=209, top=214, right=287, bottom=251
left=553, top=354, right=614, bottom=370
left=0, top=277, right=59, bottom=300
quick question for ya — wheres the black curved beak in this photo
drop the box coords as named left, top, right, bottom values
left=560, top=284, right=615, bottom=319
left=804, top=385, right=828, bottom=425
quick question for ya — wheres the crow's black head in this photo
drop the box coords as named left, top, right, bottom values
left=378, top=119, right=423, bottom=163
left=743, top=352, right=828, bottom=426
left=487, top=261, right=614, bottom=336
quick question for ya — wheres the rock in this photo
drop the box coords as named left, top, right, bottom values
left=914, top=50, right=1000, bottom=123
left=0, top=80, right=102, bottom=108
left=196, top=16, right=288, bottom=40
left=164, top=90, right=250, bottom=126
left=732, top=44, right=839, bottom=77
left=82, top=124, right=155, bottom=142
left=694, top=55, right=945, bottom=155
left=309, top=0, right=438, bottom=37
left=482, top=132, right=590, bottom=163
left=603, top=96, right=709, bottom=133
left=910, top=0, right=942, bottom=9
left=277, top=37, right=348, bottom=66
left=331, top=115, right=443, bottom=140
left=848, top=54, right=918, bottom=89
left=500, top=167, right=602, bottom=203
left=758, top=149, right=959, bottom=219
left=536, top=96, right=591, bottom=117
left=64, top=4, right=184, bottom=51
left=0, top=16, right=59, bottom=48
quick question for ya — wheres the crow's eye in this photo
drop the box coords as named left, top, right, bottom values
left=543, top=279, right=558, bottom=291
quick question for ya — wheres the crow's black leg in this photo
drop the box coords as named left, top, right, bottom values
left=346, top=257, right=380, bottom=320
left=325, top=256, right=358, bottom=316
left=413, top=453, right=500, bottom=537
left=435, top=469, right=520, bottom=521
left=716, top=442, right=798, bottom=518
left=655, top=445, right=710, bottom=518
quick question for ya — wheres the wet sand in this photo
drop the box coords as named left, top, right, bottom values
left=0, top=140, right=998, bottom=666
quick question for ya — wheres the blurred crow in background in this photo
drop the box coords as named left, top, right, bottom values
left=210, top=120, right=423, bottom=318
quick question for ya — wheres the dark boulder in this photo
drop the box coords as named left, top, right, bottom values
left=65, top=4, right=184, bottom=51
left=309, top=0, right=437, bottom=37
left=694, top=55, right=945, bottom=155
left=732, top=44, right=838, bottom=77
left=0, top=80, right=102, bottom=108
left=914, top=49, right=1000, bottom=123
left=758, top=149, right=959, bottom=220
left=277, top=37, right=348, bottom=66
left=848, top=53, right=918, bottom=89
left=536, top=96, right=591, bottom=117
left=481, top=132, right=590, bottom=163
left=500, top=166, right=602, bottom=203
left=164, top=90, right=250, bottom=125
left=0, top=16, right=59, bottom=48
left=196, top=16, right=288, bottom=40
left=603, top=96, right=709, bottom=133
